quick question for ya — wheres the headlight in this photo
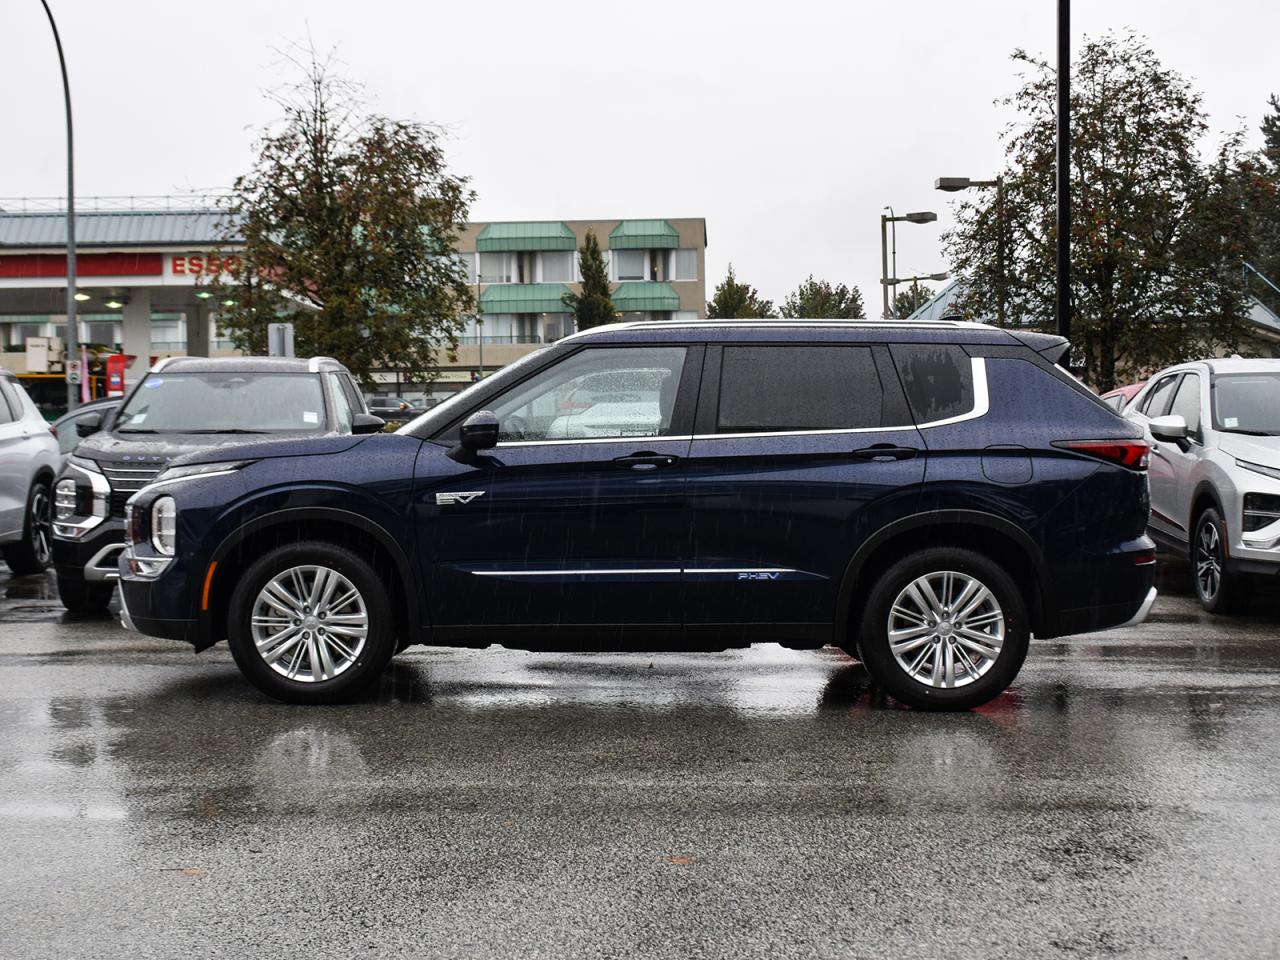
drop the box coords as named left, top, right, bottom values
left=67, top=453, right=103, bottom=474
left=1236, top=459, right=1280, bottom=482
left=151, top=497, right=177, bottom=556
left=154, top=459, right=253, bottom=484
left=55, top=479, right=78, bottom=520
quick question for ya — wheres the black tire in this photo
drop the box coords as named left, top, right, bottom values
left=857, top=547, right=1030, bottom=711
left=1191, top=507, right=1246, bottom=614
left=2, top=480, right=53, bottom=576
left=57, top=576, right=116, bottom=614
left=227, top=541, right=397, bottom=704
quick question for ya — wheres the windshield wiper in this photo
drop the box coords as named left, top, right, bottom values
left=115, top=428, right=158, bottom=433
left=183, top=428, right=274, bottom=434
left=1221, top=428, right=1275, bottom=436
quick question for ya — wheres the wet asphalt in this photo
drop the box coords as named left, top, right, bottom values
left=1, top=561, right=1279, bottom=960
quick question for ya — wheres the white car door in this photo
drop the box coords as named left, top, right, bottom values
left=1165, top=372, right=1206, bottom=530
left=0, top=380, right=29, bottom=539
left=1131, top=373, right=1185, bottom=543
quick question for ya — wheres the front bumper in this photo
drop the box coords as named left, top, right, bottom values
left=53, top=520, right=125, bottom=583
left=118, top=574, right=202, bottom=645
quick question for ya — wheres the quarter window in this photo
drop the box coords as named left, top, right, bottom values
left=716, top=346, right=883, bottom=433
left=488, top=346, right=687, bottom=442
left=890, top=344, right=975, bottom=423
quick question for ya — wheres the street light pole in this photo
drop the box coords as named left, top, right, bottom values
left=1056, top=0, right=1072, bottom=343
left=880, top=209, right=937, bottom=318
left=40, top=0, right=79, bottom=412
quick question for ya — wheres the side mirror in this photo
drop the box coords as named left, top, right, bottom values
left=75, top=411, right=104, bottom=437
left=1149, top=414, right=1188, bottom=443
left=459, top=410, right=499, bottom=451
left=351, top=413, right=386, bottom=435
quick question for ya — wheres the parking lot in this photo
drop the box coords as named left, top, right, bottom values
left=1, top=559, right=1278, bottom=960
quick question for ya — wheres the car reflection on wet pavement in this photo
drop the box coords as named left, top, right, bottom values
left=1, top=561, right=1278, bottom=960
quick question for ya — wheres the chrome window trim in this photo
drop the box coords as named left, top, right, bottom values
left=470, top=566, right=798, bottom=577
left=492, top=358, right=988, bottom=446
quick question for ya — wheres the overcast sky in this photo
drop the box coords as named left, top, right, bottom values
left=3, top=0, right=1276, bottom=312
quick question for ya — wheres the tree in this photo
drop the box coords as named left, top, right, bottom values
left=1250, top=93, right=1280, bottom=310
left=779, top=276, right=866, bottom=319
left=204, top=49, right=475, bottom=386
left=892, top=283, right=933, bottom=319
left=561, top=230, right=615, bottom=330
left=706, top=264, right=775, bottom=318
left=943, top=33, right=1258, bottom=390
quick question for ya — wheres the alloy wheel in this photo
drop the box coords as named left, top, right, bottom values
left=1196, top=520, right=1222, bottom=602
left=31, top=487, right=52, bottom=567
left=251, top=564, right=368, bottom=683
left=887, top=570, right=1006, bottom=689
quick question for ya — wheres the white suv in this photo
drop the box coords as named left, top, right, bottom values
left=1125, top=358, right=1280, bottom=611
left=0, top=372, right=60, bottom=576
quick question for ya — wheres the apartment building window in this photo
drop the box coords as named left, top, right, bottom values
left=539, top=251, right=574, bottom=282
left=671, top=249, right=698, bottom=281
left=150, top=316, right=186, bottom=351
left=542, top=313, right=572, bottom=342
left=614, top=249, right=646, bottom=281
left=478, top=252, right=515, bottom=283
left=455, top=252, right=476, bottom=283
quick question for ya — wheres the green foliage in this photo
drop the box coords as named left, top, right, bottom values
left=1251, top=94, right=1280, bottom=312
left=707, top=264, right=775, bottom=319
left=780, top=276, right=866, bottom=319
left=561, top=230, right=615, bottom=330
left=892, top=283, right=933, bottom=319
left=203, top=49, right=475, bottom=387
left=943, top=32, right=1260, bottom=390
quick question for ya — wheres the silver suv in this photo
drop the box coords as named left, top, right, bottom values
left=1125, top=358, right=1280, bottom=611
left=0, top=371, right=60, bottom=576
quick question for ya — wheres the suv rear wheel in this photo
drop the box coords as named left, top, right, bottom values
left=2, top=480, right=53, bottom=576
left=856, top=547, right=1030, bottom=710
left=1192, top=507, right=1245, bottom=613
left=227, top=541, right=397, bottom=704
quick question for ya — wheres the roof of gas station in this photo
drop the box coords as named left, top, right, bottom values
left=0, top=209, right=237, bottom=248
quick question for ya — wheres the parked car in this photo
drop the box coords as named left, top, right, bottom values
left=0, top=371, right=59, bottom=576
left=52, top=397, right=121, bottom=461
left=117, top=319, right=1156, bottom=709
left=1100, top=381, right=1146, bottom=412
left=366, top=395, right=424, bottom=426
left=1123, top=358, right=1280, bottom=611
left=52, top=356, right=382, bottom=614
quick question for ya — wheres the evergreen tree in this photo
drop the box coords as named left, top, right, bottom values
left=706, top=264, right=775, bottom=318
left=561, top=230, right=616, bottom=330
left=780, top=276, right=866, bottom=319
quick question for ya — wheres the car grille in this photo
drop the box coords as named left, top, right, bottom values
left=101, top=463, right=167, bottom=518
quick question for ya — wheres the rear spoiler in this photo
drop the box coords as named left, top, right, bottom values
left=1009, top=330, right=1070, bottom=365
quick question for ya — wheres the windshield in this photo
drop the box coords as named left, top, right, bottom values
left=116, top=372, right=327, bottom=433
left=1212, top=373, right=1280, bottom=436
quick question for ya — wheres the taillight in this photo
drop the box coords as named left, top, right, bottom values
left=1052, top=439, right=1150, bottom=470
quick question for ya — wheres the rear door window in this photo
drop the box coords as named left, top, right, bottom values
left=715, top=345, right=883, bottom=433
left=889, top=344, right=975, bottom=423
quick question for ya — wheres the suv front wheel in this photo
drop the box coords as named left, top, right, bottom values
left=227, top=541, right=397, bottom=704
left=856, top=547, right=1030, bottom=711
left=1192, top=507, right=1246, bottom=613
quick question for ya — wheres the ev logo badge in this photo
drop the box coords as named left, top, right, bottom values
left=436, top=491, right=486, bottom=506
left=737, top=571, right=781, bottom=581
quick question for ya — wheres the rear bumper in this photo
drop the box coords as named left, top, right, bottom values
left=1039, top=536, right=1157, bottom=638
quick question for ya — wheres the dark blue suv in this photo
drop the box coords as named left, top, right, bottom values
left=117, top=320, right=1156, bottom=709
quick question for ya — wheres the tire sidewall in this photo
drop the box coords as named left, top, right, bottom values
left=227, top=542, right=395, bottom=703
left=1192, top=507, right=1233, bottom=612
left=859, top=547, right=1029, bottom=710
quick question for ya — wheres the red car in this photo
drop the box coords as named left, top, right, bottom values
left=1100, top=381, right=1146, bottom=412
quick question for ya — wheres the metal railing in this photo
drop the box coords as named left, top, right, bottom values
left=0, top=194, right=230, bottom=213
left=456, top=335, right=544, bottom=346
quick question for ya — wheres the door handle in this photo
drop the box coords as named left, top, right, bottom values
left=851, top=445, right=917, bottom=462
left=613, top=451, right=679, bottom=471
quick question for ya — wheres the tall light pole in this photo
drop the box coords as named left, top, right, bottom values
left=936, top=176, right=1005, bottom=325
left=40, top=0, right=79, bottom=412
left=879, top=209, right=937, bottom=318
left=1056, top=0, right=1071, bottom=343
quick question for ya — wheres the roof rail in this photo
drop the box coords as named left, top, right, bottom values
left=151, top=356, right=183, bottom=372
left=308, top=356, right=340, bottom=372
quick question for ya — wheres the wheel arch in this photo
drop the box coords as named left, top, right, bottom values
left=834, top=510, right=1051, bottom=648
left=202, top=507, right=421, bottom=653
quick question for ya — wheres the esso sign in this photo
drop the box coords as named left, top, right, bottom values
left=172, top=254, right=241, bottom=276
